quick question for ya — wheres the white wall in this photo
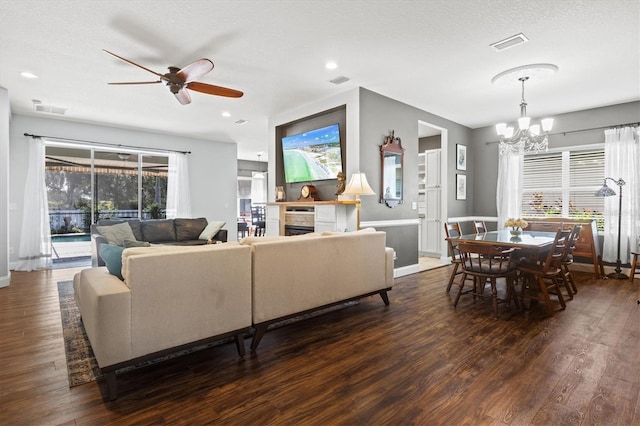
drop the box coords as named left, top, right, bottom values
left=8, top=114, right=238, bottom=268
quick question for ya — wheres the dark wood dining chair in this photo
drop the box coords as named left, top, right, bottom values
left=444, top=221, right=464, bottom=293
left=473, top=220, right=487, bottom=234
left=516, top=229, right=568, bottom=316
left=630, top=251, right=640, bottom=282
left=560, top=225, right=582, bottom=295
left=454, top=242, right=520, bottom=319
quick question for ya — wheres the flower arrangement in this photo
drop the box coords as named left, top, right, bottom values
left=504, top=217, right=528, bottom=232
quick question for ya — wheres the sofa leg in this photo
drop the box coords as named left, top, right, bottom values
left=106, top=371, right=118, bottom=401
left=250, top=324, right=268, bottom=352
left=379, top=290, right=390, bottom=306
left=234, top=333, right=246, bottom=357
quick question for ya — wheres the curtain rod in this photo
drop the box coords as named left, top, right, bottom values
left=485, top=121, right=640, bottom=145
left=24, top=133, right=191, bottom=155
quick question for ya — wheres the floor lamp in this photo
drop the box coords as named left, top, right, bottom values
left=595, top=177, right=628, bottom=280
left=342, top=172, right=375, bottom=230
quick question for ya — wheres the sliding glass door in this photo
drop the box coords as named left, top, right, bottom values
left=46, top=145, right=169, bottom=232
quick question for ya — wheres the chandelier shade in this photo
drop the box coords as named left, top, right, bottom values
left=495, top=75, right=554, bottom=155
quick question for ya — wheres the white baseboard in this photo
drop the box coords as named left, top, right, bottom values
left=394, top=264, right=420, bottom=278
left=0, top=272, right=10, bottom=288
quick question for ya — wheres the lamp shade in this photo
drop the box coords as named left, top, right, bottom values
left=595, top=180, right=616, bottom=197
left=342, top=172, right=375, bottom=196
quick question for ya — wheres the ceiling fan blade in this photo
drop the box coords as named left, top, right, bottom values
left=174, top=88, right=191, bottom=105
left=103, top=49, right=166, bottom=80
left=177, top=59, right=214, bottom=83
left=187, top=81, right=244, bottom=98
left=108, top=81, right=162, bottom=85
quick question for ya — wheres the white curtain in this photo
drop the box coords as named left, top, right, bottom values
left=16, top=137, right=51, bottom=271
left=602, top=126, right=640, bottom=263
left=496, top=151, right=524, bottom=229
left=166, top=152, right=192, bottom=218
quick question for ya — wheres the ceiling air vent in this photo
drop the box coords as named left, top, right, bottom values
left=35, top=104, right=66, bottom=115
left=329, top=76, right=350, bottom=85
left=234, top=119, right=248, bottom=125
left=490, top=33, right=529, bottom=52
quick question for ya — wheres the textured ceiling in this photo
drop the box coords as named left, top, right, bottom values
left=1, top=0, right=638, bottom=160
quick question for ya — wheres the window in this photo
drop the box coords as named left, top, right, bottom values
left=521, top=146, right=605, bottom=230
left=45, top=145, right=168, bottom=234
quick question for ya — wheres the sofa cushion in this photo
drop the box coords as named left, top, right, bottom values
left=99, top=244, right=124, bottom=280
left=96, top=222, right=137, bottom=246
left=199, top=221, right=226, bottom=240
left=141, top=219, right=176, bottom=243
left=123, top=239, right=151, bottom=248
left=175, top=218, right=208, bottom=241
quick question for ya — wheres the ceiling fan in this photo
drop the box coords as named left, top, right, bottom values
left=103, top=49, right=243, bottom=105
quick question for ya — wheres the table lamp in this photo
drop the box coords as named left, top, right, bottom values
left=595, top=177, right=628, bottom=280
left=342, top=172, right=375, bottom=230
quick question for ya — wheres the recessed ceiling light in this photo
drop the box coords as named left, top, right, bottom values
left=325, top=61, right=338, bottom=70
left=222, top=111, right=231, bottom=118
left=21, top=71, right=38, bottom=79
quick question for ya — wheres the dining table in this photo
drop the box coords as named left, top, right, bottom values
left=450, top=229, right=558, bottom=254
left=449, top=229, right=562, bottom=312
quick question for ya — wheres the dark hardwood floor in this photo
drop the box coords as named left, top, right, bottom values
left=1, top=265, right=638, bottom=425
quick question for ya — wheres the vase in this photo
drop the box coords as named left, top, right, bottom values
left=510, top=229, right=521, bottom=236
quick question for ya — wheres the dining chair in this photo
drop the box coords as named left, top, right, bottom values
left=560, top=225, right=582, bottom=295
left=629, top=251, right=640, bottom=282
left=443, top=221, right=465, bottom=293
left=516, top=229, right=568, bottom=316
left=473, top=220, right=487, bottom=234
left=454, top=242, right=520, bottom=319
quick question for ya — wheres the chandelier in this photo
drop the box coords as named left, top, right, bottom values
left=495, top=76, right=554, bottom=155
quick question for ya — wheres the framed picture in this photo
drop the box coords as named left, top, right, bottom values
left=456, top=144, right=467, bottom=171
left=456, top=174, right=467, bottom=200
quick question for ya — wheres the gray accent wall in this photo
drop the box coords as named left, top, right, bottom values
left=358, top=88, right=473, bottom=266
left=8, top=114, right=239, bottom=268
left=471, top=101, right=640, bottom=217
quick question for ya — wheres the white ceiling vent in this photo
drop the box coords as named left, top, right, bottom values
left=329, top=76, right=350, bottom=85
left=490, top=33, right=529, bottom=52
left=35, top=104, right=66, bottom=115
left=234, top=119, right=248, bottom=125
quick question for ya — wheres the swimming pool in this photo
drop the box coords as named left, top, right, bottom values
left=51, top=233, right=91, bottom=243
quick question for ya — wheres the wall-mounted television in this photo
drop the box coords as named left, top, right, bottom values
left=281, top=123, right=343, bottom=184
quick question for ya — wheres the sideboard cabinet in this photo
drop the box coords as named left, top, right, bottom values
left=523, top=217, right=603, bottom=278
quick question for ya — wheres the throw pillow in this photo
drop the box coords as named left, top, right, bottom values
left=96, top=222, right=136, bottom=246
left=99, top=244, right=124, bottom=280
left=123, top=239, right=151, bottom=248
left=199, top=221, right=225, bottom=240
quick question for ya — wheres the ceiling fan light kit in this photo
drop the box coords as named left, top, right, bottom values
left=103, top=49, right=243, bottom=105
left=493, top=64, right=558, bottom=155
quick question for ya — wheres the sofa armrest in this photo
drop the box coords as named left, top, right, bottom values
left=75, top=267, right=132, bottom=367
left=92, top=234, right=109, bottom=267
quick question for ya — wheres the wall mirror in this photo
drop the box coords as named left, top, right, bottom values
left=380, top=130, right=404, bottom=208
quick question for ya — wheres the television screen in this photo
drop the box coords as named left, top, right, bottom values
left=281, top=123, right=343, bottom=183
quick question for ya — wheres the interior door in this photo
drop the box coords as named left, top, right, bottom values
left=423, top=149, right=442, bottom=255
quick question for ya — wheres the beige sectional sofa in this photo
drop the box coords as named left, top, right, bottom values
left=73, top=243, right=252, bottom=400
left=73, top=229, right=394, bottom=399
left=245, top=229, right=395, bottom=350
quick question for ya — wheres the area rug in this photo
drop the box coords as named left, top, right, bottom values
left=57, top=280, right=357, bottom=387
